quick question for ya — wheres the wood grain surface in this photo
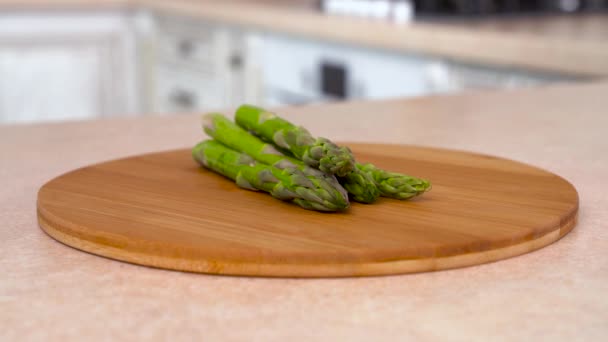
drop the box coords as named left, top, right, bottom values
left=37, top=144, right=578, bottom=277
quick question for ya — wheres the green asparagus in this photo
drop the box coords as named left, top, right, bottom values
left=192, top=140, right=350, bottom=212
left=358, top=163, right=431, bottom=200
left=340, top=167, right=380, bottom=203
left=202, top=113, right=349, bottom=202
left=235, top=104, right=355, bottom=177
left=204, top=113, right=310, bottom=172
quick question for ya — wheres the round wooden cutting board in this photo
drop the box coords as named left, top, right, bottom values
left=37, top=144, right=578, bottom=277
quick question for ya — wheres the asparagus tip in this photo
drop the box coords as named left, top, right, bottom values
left=201, top=113, right=218, bottom=134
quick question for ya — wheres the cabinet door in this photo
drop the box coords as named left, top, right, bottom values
left=0, top=42, right=104, bottom=123
left=0, top=12, right=138, bottom=124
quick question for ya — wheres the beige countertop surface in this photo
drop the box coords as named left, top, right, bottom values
left=1, top=0, right=607, bottom=77
left=1, top=81, right=608, bottom=340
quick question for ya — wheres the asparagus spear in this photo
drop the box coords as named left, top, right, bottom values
left=192, top=140, right=350, bottom=212
left=339, top=167, right=380, bottom=203
left=235, top=104, right=355, bottom=177
left=358, top=163, right=431, bottom=200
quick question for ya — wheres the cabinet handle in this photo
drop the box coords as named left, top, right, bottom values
left=169, top=89, right=196, bottom=109
left=229, top=54, right=243, bottom=70
left=177, top=39, right=195, bottom=58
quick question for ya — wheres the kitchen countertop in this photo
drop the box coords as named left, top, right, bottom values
left=1, top=81, right=607, bottom=340
left=0, top=0, right=607, bottom=77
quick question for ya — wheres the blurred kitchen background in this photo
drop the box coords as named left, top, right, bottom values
left=0, top=0, right=606, bottom=124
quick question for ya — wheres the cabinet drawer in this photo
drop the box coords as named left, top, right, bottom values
left=155, top=15, right=228, bottom=74
left=157, top=31, right=217, bottom=71
left=154, top=68, right=225, bottom=113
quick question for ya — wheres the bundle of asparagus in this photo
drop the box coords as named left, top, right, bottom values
left=193, top=104, right=430, bottom=212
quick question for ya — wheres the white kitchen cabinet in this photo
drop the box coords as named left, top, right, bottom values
left=0, top=11, right=141, bottom=124
left=150, top=14, right=263, bottom=114
left=259, top=34, right=441, bottom=105
left=257, top=34, right=574, bottom=106
left=0, top=8, right=578, bottom=123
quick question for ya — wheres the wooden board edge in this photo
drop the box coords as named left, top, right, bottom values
left=37, top=205, right=577, bottom=278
